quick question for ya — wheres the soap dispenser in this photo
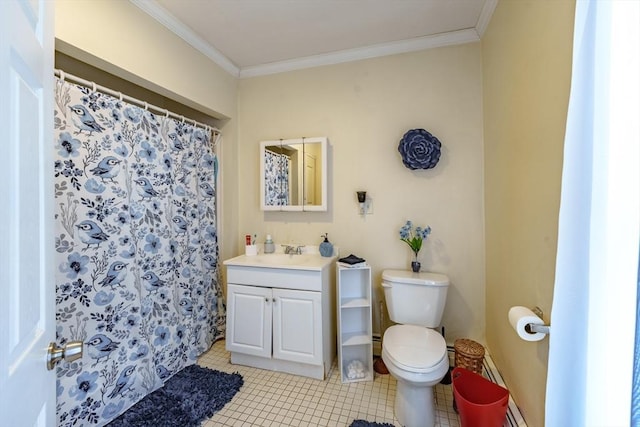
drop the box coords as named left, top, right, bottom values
left=319, top=233, right=333, bottom=257
left=264, top=234, right=275, bottom=254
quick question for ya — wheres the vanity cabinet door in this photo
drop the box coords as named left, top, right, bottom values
left=226, top=284, right=272, bottom=358
left=272, top=288, right=322, bottom=366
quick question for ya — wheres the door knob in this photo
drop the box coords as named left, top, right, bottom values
left=46, top=341, right=83, bottom=370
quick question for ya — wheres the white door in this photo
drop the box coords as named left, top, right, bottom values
left=273, top=288, right=322, bottom=365
left=226, top=284, right=272, bottom=358
left=0, top=0, right=55, bottom=426
left=303, top=153, right=316, bottom=205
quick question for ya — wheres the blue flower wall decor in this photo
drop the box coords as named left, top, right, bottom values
left=398, top=128, right=442, bottom=170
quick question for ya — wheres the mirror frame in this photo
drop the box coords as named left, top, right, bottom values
left=260, top=136, right=328, bottom=211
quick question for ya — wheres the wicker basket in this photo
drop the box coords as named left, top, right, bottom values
left=454, top=338, right=485, bottom=375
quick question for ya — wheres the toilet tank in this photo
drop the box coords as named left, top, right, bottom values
left=382, top=270, right=449, bottom=327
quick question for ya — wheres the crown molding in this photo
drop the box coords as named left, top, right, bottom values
left=130, top=0, right=240, bottom=77
left=239, top=29, right=480, bottom=78
left=131, top=0, right=492, bottom=80
left=476, top=0, right=498, bottom=37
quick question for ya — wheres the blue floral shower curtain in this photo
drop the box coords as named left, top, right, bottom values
left=53, top=78, right=225, bottom=426
left=264, top=149, right=290, bottom=205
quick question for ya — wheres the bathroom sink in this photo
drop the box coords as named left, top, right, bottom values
left=223, top=252, right=335, bottom=271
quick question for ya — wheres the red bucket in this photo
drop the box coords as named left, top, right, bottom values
left=452, top=367, right=509, bottom=427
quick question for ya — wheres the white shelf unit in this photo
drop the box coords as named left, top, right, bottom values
left=337, top=265, right=373, bottom=383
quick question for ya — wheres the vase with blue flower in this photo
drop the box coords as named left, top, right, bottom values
left=399, top=220, right=431, bottom=272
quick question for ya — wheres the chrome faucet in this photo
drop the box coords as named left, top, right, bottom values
left=283, top=245, right=304, bottom=255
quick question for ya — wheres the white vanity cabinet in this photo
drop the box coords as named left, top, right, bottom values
left=227, top=284, right=322, bottom=365
left=224, top=254, right=335, bottom=380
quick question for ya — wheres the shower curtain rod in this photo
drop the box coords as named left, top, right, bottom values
left=54, top=69, right=221, bottom=139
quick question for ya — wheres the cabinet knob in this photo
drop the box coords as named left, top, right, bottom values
left=265, top=297, right=269, bottom=302
left=272, top=298, right=276, bottom=302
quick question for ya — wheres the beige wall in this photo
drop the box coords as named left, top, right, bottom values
left=54, top=0, right=236, bottom=119
left=482, top=1, right=575, bottom=426
left=54, top=0, right=241, bottom=263
left=238, top=45, right=486, bottom=343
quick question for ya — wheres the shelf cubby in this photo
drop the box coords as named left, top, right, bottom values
left=337, top=265, right=373, bottom=383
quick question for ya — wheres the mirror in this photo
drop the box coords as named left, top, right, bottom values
left=260, top=137, right=328, bottom=211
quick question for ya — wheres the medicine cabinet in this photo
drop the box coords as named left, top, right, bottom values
left=260, top=137, right=328, bottom=211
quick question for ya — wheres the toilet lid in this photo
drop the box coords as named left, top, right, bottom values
left=382, top=270, right=449, bottom=287
left=383, top=325, right=447, bottom=373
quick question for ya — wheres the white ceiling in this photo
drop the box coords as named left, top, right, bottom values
left=132, top=0, right=497, bottom=78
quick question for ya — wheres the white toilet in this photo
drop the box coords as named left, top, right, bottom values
left=381, top=269, right=450, bottom=427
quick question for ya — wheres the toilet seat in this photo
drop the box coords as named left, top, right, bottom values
left=383, top=324, right=447, bottom=373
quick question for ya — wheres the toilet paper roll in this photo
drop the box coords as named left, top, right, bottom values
left=508, top=306, right=546, bottom=342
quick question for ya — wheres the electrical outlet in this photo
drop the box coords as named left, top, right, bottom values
left=365, top=199, right=373, bottom=214
left=358, top=199, right=373, bottom=215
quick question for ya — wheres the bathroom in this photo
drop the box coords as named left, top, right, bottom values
left=6, top=0, right=637, bottom=426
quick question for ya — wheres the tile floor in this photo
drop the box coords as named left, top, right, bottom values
left=197, top=340, right=525, bottom=427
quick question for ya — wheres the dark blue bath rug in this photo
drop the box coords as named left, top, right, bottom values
left=350, top=420, right=396, bottom=427
left=107, top=364, right=243, bottom=427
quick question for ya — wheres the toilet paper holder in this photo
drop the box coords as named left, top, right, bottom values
left=525, top=306, right=551, bottom=335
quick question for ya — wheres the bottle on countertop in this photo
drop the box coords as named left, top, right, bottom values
left=264, top=234, right=275, bottom=254
left=319, top=233, right=333, bottom=257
